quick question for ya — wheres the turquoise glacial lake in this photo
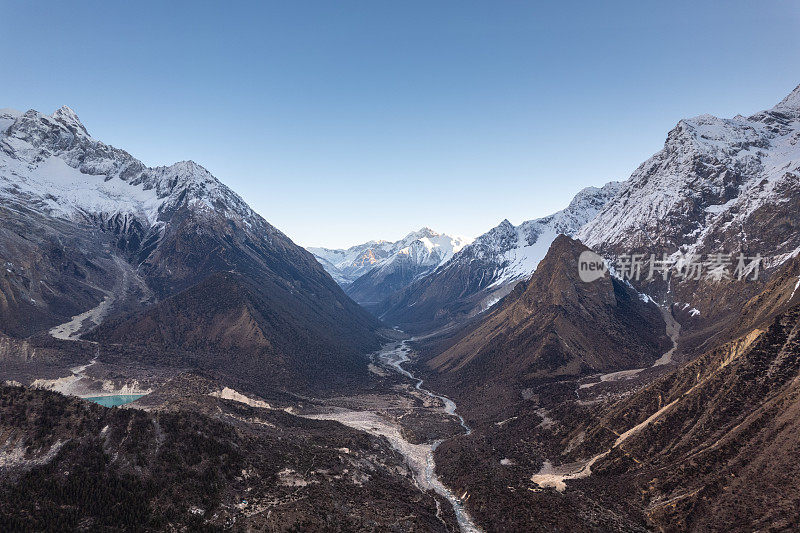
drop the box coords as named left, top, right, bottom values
left=84, top=394, right=146, bottom=407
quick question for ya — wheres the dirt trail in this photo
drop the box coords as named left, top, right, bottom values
left=530, top=391, right=684, bottom=492
left=534, top=305, right=685, bottom=490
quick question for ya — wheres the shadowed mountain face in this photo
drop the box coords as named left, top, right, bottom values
left=0, top=107, right=380, bottom=392
left=377, top=183, right=621, bottom=333
left=92, top=271, right=379, bottom=391
left=419, top=235, right=670, bottom=416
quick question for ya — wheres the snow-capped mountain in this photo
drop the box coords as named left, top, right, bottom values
left=578, top=85, right=800, bottom=262
left=1, top=107, right=258, bottom=242
left=378, top=182, right=621, bottom=332
left=309, top=228, right=470, bottom=308
left=576, top=85, right=800, bottom=328
left=0, top=106, right=380, bottom=389
left=309, top=240, right=393, bottom=286
left=309, top=228, right=469, bottom=285
left=468, top=182, right=623, bottom=290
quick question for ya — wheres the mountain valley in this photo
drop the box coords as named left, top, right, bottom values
left=3, top=85, right=800, bottom=532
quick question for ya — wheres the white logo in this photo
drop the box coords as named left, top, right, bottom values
left=578, top=250, right=607, bottom=282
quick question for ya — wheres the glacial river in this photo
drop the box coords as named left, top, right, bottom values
left=306, top=341, right=482, bottom=532
left=375, top=341, right=481, bottom=533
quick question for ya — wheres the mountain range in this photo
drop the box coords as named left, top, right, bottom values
left=309, top=227, right=469, bottom=310
left=377, top=182, right=621, bottom=332
left=415, top=84, right=800, bottom=531
left=3, top=83, right=800, bottom=532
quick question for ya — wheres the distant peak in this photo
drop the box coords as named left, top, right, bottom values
left=0, top=108, right=22, bottom=118
left=498, top=218, right=514, bottom=229
left=403, top=226, right=439, bottom=241
left=479, top=219, right=515, bottom=240
left=773, top=83, right=800, bottom=110
left=52, top=105, right=89, bottom=136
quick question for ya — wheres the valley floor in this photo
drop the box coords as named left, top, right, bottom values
left=303, top=341, right=481, bottom=532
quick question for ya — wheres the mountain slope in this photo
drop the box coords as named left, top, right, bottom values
left=92, top=271, right=378, bottom=391
left=0, top=381, right=449, bottom=531
left=0, top=106, right=380, bottom=391
left=378, top=182, right=621, bottom=333
left=430, top=252, right=800, bottom=532
left=575, top=85, right=800, bottom=337
left=419, top=235, right=670, bottom=415
left=547, top=252, right=800, bottom=530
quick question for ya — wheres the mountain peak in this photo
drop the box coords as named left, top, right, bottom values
left=168, top=160, right=208, bottom=174
left=52, top=105, right=88, bottom=136
left=411, top=226, right=438, bottom=239
left=773, top=83, right=800, bottom=110
left=396, top=227, right=441, bottom=244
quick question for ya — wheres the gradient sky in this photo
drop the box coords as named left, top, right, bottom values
left=1, top=1, right=799, bottom=248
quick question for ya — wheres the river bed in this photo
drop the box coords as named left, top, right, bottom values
left=306, top=341, right=481, bottom=533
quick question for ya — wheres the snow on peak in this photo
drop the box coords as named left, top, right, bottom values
left=578, top=85, right=800, bottom=260
left=774, top=84, right=800, bottom=110
left=309, top=228, right=471, bottom=285
left=443, top=181, right=620, bottom=288
left=0, top=106, right=259, bottom=229
left=52, top=105, right=89, bottom=136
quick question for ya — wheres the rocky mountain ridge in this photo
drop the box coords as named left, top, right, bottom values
left=377, top=182, right=621, bottom=332
left=309, top=227, right=470, bottom=309
left=578, top=86, right=800, bottom=276
left=0, top=105, right=380, bottom=393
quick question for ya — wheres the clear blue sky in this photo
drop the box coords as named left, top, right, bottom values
left=1, top=1, right=799, bottom=248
